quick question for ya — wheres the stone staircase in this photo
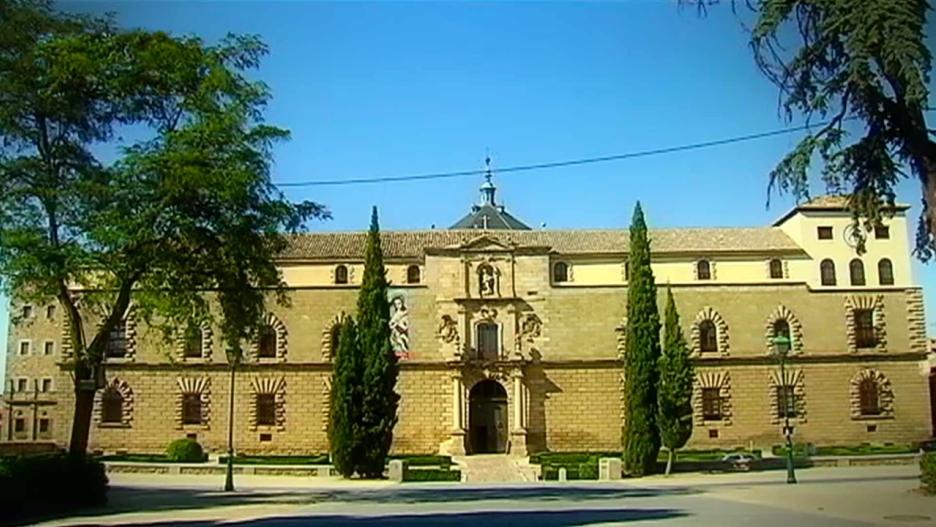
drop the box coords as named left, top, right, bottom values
left=454, top=454, right=536, bottom=483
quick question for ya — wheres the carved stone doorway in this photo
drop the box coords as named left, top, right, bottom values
left=468, top=380, right=508, bottom=454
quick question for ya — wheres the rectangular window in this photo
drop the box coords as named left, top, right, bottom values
left=16, top=378, right=28, bottom=392
left=854, top=309, right=877, bottom=348
left=41, top=378, right=52, bottom=393
left=105, top=321, right=127, bottom=358
left=46, top=304, right=56, bottom=320
left=18, top=340, right=30, bottom=355
left=256, top=394, right=277, bottom=426
left=13, top=418, right=25, bottom=434
left=776, top=385, right=797, bottom=418
left=44, top=341, right=54, bottom=355
left=701, top=388, right=723, bottom=420
left=874, top=225, right=890, bottom=239
left=21, top=305, right=33, bottom=319
left=817, top=226, right=834, bottom=240
left=38, top=418, right=51, bottom=437
left=476, top=323, right=499, bottom=361
left=181, top=394, right=202, bottom=425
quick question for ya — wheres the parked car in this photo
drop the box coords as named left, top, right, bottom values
left=919, top=439, right=936, bottom=452
left=721, top=453, right=757, bottom=471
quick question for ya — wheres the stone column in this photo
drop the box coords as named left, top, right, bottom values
left=444, top=370, right=466, bottom=455
left=510, top=369, right=528, bottom=456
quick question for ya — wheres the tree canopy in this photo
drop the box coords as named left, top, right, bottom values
left=0, top=0, right=327, bottom=453
left=692, top=0, right=934, bottom=257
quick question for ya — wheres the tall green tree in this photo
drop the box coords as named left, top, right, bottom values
left=690, top=0, right=935, bottom=257
left=356, top=207, right=400, bottom=478
left=328, top=318, right=363, bottom=478
left=657, top=286, right=694, bottom=476
left=0, top=0, right=326, bottom=454
left=623, top=202, right=662, bottom=477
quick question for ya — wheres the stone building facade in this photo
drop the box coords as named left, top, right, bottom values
left=3, top=175, right=935, bottom=456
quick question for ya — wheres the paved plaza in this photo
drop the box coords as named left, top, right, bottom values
left=29, top=465, right=934, bottom=527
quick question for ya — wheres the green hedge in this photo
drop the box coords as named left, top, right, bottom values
left=166, top=438, right=205, bottom=462
left=771, top=443, right=916, bottom=457
left=403, top=468, right=461, bottom=482
left=100, top=453, right=192, bottom=463
left=218, top=454, right=330, bottom=466
left=0, top=453, right=108, bottom=521
left=529, top=452, right=620, bottom=465
left=657, top=449, right=761, bottom=462
left=542, top=462, right=600, bottom=480
left=391, top=455, right=452, bottom=468
left=921, top=452, right=936, bottom=495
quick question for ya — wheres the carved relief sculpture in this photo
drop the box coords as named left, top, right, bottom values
left=438, top=315, right=459, bottom=344
left=479, top=264, right=498, bottom=297
left=389, top=294, right=410, bottom=360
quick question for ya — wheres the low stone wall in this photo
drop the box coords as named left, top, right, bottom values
left=104, top=462, right=336, bottom=477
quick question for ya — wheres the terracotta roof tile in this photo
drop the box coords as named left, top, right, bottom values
left=280, top=227, right=801, bottom=260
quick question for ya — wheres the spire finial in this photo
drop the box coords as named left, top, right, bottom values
left=480, top=153, right=496, bottom=206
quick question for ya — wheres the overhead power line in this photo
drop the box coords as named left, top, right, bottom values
left=274, top=119, right=833, bottom=188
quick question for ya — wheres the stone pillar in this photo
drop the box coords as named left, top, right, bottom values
left=510, top=369, right=528, bottom=456
left=443, top=370, right=466, bottom=455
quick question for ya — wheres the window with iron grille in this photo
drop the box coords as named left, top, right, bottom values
left=38, top=418, right=51, bottom=437
left=181, top=394, right=202, bottom=425
left=696, top=260, right=711, bottom=280
left=476, top=323, right=499, bottom=360
left=874, top=225, right=890, bottom=239
left=820, top=259, right=836, bottom=286
left=769, top=259, right=784, bottom=279
left=817, top=226, right=833, bottom=239
left=256, top=394, right=276, bottom=426
left=701, top=388, right=722, bottom=420
left=854, top=309, right=877, bottom=348
left=183, top=325, right=202, bottom=358
left=334, top=265, right=348, bottom=284
left=858, top=378, right=881, bottom=416
left=105, top=320, right=127, bottom=358
left=406, top=265, right=421, bottom=284
left=258, top=326, right=277, bottom=358
left=699, top=321, right=718, bottom=352
left=878, top=259, right=894, bottom=285
left=101, top=389, right=124, bottom=424
left=849, top=259, right=866, bottom=286
left=776, top=385, right=797, bottom=418
left=553, top=262, right=568, bottom=283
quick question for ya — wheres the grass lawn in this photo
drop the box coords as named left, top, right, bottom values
left=772, top=443, right=916, bottom=457
left=99, top=454, right=207, bottom=463
left=218, top=454, right=330, bottom=465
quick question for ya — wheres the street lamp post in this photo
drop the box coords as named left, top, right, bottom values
left=772, top=334, right=797, bottom=484
left=224, top=349, right=239, bottom=492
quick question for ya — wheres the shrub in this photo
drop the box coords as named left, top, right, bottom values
left=921, top=452, right=936, bottom=495
left=403, top=468, right=462, bottom=482
left=0, top=453, right=108, bottom=521
left=166, top=438, right=205, bottom=462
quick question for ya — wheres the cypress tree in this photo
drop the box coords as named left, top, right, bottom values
left=356, top=207, right=400, bottom=478
left=623, top=202, right=662, bottom=476
left=658, top=286, right=694, bottom=476
left=328, top=318, right=362, bottom=478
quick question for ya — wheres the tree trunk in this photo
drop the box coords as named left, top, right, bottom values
left=68, top=374, right=95, bottom=456
left=665, top=448, right=674, bottom=476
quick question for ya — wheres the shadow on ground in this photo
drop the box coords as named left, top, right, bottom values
left=11, top=485, right=694, bottom=526
left=60, top=507, right=688, bottom=527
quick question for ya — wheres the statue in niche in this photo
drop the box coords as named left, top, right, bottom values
left=389, top=294, right=410, bottom=359
left=438, top=315, right=459, bottom=344
left=479, top=264, right=497, bottom=297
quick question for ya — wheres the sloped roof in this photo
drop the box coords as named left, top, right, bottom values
left=280, top=227, right=802, bottom=260
left=773, top=194, right=910, bottom=225
left=449, top=204, right=532, bottom=230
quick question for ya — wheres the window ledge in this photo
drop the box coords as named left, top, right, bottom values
left=98, top=422, right=131, bottom=429
left=851, top=414, right=894, bottom=421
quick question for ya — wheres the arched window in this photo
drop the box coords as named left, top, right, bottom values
left=769, top=259, right=784, bottom=279
left=699, top=320, right=717, bottom=352
left=258, top=325, right=277, bottom=358
left=330, top=324, right=341, bottom=354
left=406, top=265, right=421, bottom=284
left=476, top=322, right=499, bottom=360
left=858, top=377, right=881, bottom=416
left=553, top=262, right=569, bottom=283
left=849, top=259, right=866, bottom=286
left=101, top=389, right=124, bottom=424
left=820, top=259, right=836, bottom=286
left=182, top=325, right=202, bottom=359
left=334, top=265, right=348, bottom=285
left=878, top=258, right=894, bottom=285
left=697, top=260, right=711, bottom=280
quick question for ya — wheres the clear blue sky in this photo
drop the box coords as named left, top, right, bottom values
left=3, top=1, right=935, bottom=385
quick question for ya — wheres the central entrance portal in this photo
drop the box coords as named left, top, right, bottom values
left=468, top=380, right=508, bottom=454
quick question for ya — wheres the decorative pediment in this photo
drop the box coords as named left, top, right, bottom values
left=454, top=235, right=516, bottom=252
